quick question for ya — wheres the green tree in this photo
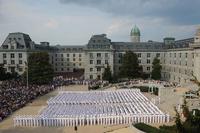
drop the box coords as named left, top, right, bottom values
left=102, top=65, right=112, bottom=82
left=174, top=106, right=184, bottom=133
left=182, top=98, right=191, bottom=121
left=26, top=52, right=54, bottom=85
left=119, top=51, right=142, bottom=79
left=0, top=64, right=7, bottom=80
left=151, top=57, right=162, bottom=80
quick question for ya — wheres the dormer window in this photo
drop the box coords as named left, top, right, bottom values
left=2, top=45, right=8, bottom=49
left=11, top=45, right=14, bottom=49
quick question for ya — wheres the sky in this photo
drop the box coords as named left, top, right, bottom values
left=0, top=0, right=200, bottom=45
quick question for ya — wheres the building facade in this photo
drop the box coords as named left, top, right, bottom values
left=1, top=26, right=200, bottom=84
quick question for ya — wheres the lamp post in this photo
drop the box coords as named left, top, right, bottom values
left=25, top=51, right=29, bottom=89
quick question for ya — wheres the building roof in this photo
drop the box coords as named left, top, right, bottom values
left=130, top=25, right=140, bottom=36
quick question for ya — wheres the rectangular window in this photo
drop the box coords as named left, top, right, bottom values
left=97, top=67, right=101, bottom=71
left=19, top=60, right=23, bottom=64
left=19, top=68, right=23, bottom=72
left=11, top=60, right=15, bottom=64
left=67, top=58, right=69, bottom=61
left=73, top=58, right=75, bottom=61
left=67, top=54, right=69, bottom=57
left=90, top=68, right=93, bottom=72
left=147, top=59, right=150, bottom=64
left=118, top=60, right=121, bottom=64
left=185, top=53, right=188, bottom=58
left=79, top=63, right=81, bottom=66
left=97, top=60, right=101, bottom=64
left=79, top=54, right=82, bottom=57
left=156, top=53, right=160, bottom=57
left=61, top=54, right=63, bottom=57
left=137, top=53, right=141, bottom=58
left=90, top=60, right=93, bottom=64
left=90, top=53, right=93, bottom=58
left=18, top=53, right=22, bottom=58
left=90, top=75, right=93, bottom=79
left=105, top=53, right=108, bottom=58
left=79, top=58, right=81, bottom=61
left=118, top=53, right=123, bottom=58
left=138, top=60, right=141, bottom=63
left=147, top=67, right=150, bottom=71
left=73, top=54, right=76, bottom=57
left=174, top=53, right=176, bottom=58
left=97, top=53, right=101, bottom=57
left=179, top=53, right=181, bottom=58
left=3, top=53, right=6, bottom=58
left=147, top=53, right=151, bottom=58
left=11, top=53, right=15, bottom=58
left=105, top=60, right=108, bottom=64
left=3, top=60, right=7, bottom=64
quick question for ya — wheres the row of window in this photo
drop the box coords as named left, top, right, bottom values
left=89, top=53, right=109, bottom=58
left=3, top=53, right=23, bottom=58
left=9, top=37, right=21, bottom=41
left=118, top=53, right=160, bottom=58
left=167, top=53, right=194, bottom=58
left=55, top=63, right=82, bottom=67
left=89, top=60, right=108, bottom=64
left=55, top=53, right=82, bottom=58
left=55, top=58, right=82, bottom=62
left=55, top=68, right=71, bottom=71
left=117, top=59, right=151, bottom=64
left=163, top=67, right=193, bottom=75
left=168, top=60, right=194, bottom=66
left=92, top=39, right=107, bottom=43
left=90, top=67, right=101, bottom=72
left=3, top=60, right=23, bottom=65
left=116, top=66, right=151, bottom=71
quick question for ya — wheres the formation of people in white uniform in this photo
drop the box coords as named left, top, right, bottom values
left=13, top=89, right=170, bottom=127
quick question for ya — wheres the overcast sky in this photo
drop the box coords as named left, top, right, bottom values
left=0, top=0, right=199, bottom=45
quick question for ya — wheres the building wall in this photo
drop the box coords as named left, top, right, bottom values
left=84, top=51, right=114, bottom=80
left=50, top=51, right=85, bottom=73
left=0, top=51, right=27, bottom=75
left=162, top=50, right=194, bottom=84
left=1, top=28, right=200, bottom=84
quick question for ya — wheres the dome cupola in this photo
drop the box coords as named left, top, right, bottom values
left=130, top=25, right=141, bottom=42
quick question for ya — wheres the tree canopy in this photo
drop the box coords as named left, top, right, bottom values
left=0, top=64, right=7, bottom=81
left=151, top=57, right=162, bottom=80
left=102, top=65, right=112, bottom=82
left=119, top=51, right=142, bottom=79
left=26, top=52, right=54, bottom=85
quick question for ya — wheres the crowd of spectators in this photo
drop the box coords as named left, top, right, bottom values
left=0, top=77, right=109, bottom=122
left=118, top=79, right=179, bottom=88
left=0, top=79, right=61, bottom=122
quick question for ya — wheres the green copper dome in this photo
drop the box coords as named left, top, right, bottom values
left=130, top=25, right=140, bottom=36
